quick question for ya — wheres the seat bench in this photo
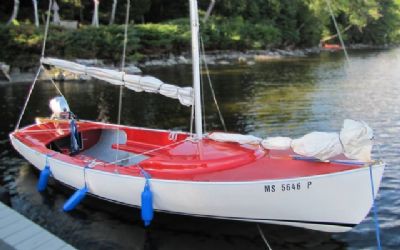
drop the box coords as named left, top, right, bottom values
left=112, top=140, right=168, bottom=155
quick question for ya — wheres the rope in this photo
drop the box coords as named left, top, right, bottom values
left=376, top=142, right=383, bottom=162
left=41, top=66, right=67, bottom=98
left=83, top=164, right=88, bottom=188
left=324, top=0, right=350, bottom=64
left=256, top=224, right=272, bottom=250
left=121, top=0, right=130, bottom=72
left=200, top=37, right=227, bottom=131
left=368, top=165, right=382, bottom=250
left=14, top=66, right=42, bottom=131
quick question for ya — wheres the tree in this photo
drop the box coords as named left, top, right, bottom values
left=132, top=0, right=152, bottom=23
left=7, top=0, right=20, bottom=25
left=53, top=0, right=61, bottom=24
left=306, top=0, right=381, bottom=30
left=32, top=0, right=39, bottom=27
left=92, top=0, right=99, bottom=27
left=110, top=0, right=117, bottom=24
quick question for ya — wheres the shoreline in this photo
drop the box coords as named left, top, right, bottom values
left=0, top=44, right=393, bottom=84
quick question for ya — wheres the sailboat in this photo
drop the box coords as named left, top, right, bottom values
left=9, top=0, right=384, bottom=233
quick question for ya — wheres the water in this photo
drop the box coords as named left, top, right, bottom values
left=1, top=49, right=400, bottom=249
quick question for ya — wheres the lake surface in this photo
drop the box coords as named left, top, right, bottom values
left=1, top=49, right=399, bottom=249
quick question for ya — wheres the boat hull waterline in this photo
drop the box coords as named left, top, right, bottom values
left=10, top=121, right=385, bottom=233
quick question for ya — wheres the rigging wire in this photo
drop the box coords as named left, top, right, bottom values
left=14, top=66, right=42, bottom=131
left=115, top=0, right=131, bottom=165
left=41, top=0, right=52, bottom=58
left=369, top=165, right=382, bottom=250
left=324, top=0, right=350, bottom=64
left=200, top=36, right=227, bottom=132
left=325, top=4, right=383, bottom=246
left=15, top=0, right=53, bottom=131
left=42, top=66, right=67, bottom=98
left=198, top=4, right=227, bottom=132
left=189, top=97, right=195, bottom=136
left=199, top=53, right=207, bottom=132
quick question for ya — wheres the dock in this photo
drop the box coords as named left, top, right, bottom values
left=0, top=202, right=76, bottom=250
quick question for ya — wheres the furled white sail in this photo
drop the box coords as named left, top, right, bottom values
left=41, top=57, right=193, bottom=106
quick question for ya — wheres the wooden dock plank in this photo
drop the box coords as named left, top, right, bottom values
left=5, top=224, right=42, bottom=245
left=0, top=207, right=15, bottom=217
left=0, top=203, right=24, bottom=227
left=0, top=202, right=76, bottom=250
left=0, top=214, right=24, bottom=228
left=0, top=220, right=32, bottom=239
left=0, top=210, right=20, bottom=221
left=34, top=237, right=67, bottom=250
left=59, top=244, right=77, bottom=250
left=15, top=230, right=55, bottom=250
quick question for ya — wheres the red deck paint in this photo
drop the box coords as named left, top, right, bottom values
left=12, top=120, right=361, bottom=182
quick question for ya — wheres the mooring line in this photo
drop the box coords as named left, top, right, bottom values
left=369, top=165, right=382, bottom=250
left=257, top=224, right=272, bottom=250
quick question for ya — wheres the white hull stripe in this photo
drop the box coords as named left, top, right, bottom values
left=55, top=178, right=355, bottom=228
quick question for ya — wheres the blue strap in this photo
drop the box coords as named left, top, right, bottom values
left=369, top=165, right=382, bottom=250
left=140, top=168, right=151, bottom=181
left=292, top=155, right=365, bottom=166
left=70, top=119, right=80, bottom=154
left=140, top=169, right=151, bottom=185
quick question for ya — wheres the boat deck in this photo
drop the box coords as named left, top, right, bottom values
left=12, top=120, right=365, bottom=182
left=0, top=202, right=76, bottom=250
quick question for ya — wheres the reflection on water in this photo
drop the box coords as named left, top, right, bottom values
left=1, top=49, right=400, bottom=249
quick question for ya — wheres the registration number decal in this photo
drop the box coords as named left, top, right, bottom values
left=264, top=181, right=312, bottom=193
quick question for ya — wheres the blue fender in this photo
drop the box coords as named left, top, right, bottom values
left=141, top=181, right=153, bottom=227
left=63, top=186, right=88, bottom=212
left=37, top=164, right=51, bottom=192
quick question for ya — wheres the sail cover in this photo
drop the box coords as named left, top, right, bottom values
left=41, top=58, right=193, bottom=106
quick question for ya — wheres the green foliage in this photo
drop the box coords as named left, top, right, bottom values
left=1, top=0, right=400, bottom=69
left=0, top=24, right=141, bottom=66
left=0, top=24, right=43, bottom=68
left=349, top=0, right=400, bottom=44
left=135, top=22, right=189, bottom=52
left=202, top=17, right=281, bottom=50
left=61, top=25, right=140, bottom=63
